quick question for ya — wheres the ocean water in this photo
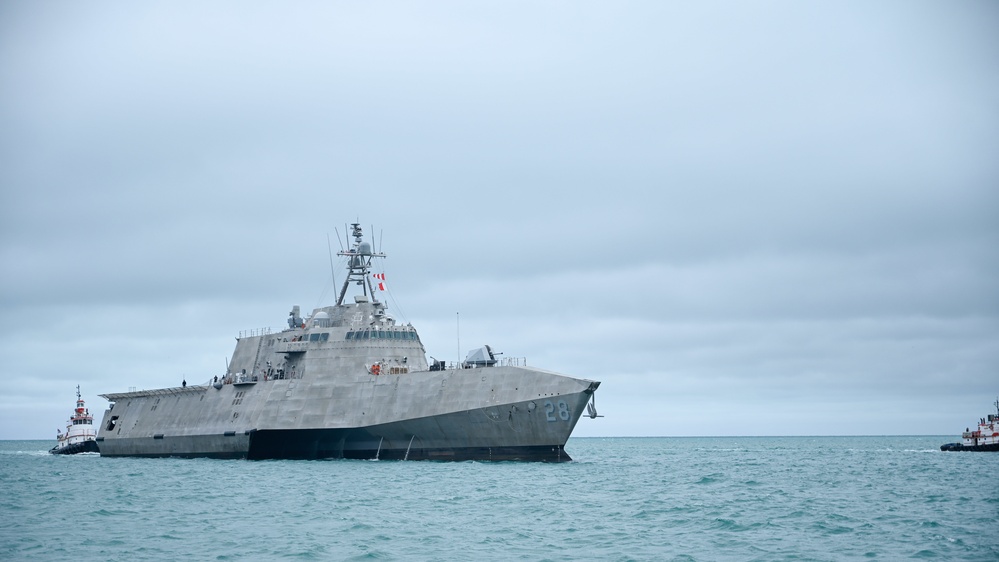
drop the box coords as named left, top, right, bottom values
left=1, top=436, right=995, bottom=561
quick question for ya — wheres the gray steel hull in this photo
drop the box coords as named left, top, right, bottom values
left=97, top=431, right=572, bottom=461
left=97, top=383, right=596, bottom=462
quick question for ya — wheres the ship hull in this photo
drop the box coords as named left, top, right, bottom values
left=246, top=421, right=576, bottom=462
left=49, top=439, right=100, bottom=455
left=96, top=431, right=571, bottom=461
left=253, top=431, right=572, bottom=461
left=940, top=442, right=999, bottom=452
left=96, top=384, right=596, bottom=462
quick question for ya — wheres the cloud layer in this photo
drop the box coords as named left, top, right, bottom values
left=2, top=1, right=997, bottom=439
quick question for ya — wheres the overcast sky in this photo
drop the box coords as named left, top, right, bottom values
left=2, top=1, right=997, bottom=440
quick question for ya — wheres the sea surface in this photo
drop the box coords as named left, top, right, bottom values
left=1, top=436, right=995, bottom=561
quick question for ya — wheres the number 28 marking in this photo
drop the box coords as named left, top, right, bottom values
left=544, top=400, right=570, bottom=422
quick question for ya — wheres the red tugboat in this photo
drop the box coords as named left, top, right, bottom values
left=50, top=386, right=100, bottom=455
left=940, top=397, right=999, bottom=452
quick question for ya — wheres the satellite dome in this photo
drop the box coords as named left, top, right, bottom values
left=313, top=311, right=331, bottom=328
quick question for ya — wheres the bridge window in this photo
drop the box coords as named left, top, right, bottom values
left=345, top=330, right=419, bottom=341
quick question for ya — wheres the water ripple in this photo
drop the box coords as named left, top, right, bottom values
left=1, top=437, right=997, bottom=561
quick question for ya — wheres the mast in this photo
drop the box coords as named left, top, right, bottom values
left=335, top=223, right=385, bottom=306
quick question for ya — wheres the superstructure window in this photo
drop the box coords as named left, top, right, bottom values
left=345, top=329, right=419, bottom=341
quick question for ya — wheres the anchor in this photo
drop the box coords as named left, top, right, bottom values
left=586, top=392, right=603, bottom=419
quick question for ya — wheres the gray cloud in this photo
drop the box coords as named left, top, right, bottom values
left=2, top=1, right=997, bottom=439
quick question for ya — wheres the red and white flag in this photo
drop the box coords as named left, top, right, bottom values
left=377, top=282, right=386, bottom=291
left=372, top=273, right=386, bottom=280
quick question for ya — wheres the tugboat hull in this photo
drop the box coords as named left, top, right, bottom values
left=50, top=439, right=100, bottom=455
left=940, top=442, right=999, bottom=452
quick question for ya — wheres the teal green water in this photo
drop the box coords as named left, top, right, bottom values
left=1, top=436, right=995, bottom=561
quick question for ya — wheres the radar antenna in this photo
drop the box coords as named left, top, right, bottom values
left=335, top=223, right=385, bottom=305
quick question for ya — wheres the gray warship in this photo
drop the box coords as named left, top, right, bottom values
left=96, top=224, right=600, bottom=461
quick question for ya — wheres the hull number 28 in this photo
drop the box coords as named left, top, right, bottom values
left=544, top=400, right=570, bottom=422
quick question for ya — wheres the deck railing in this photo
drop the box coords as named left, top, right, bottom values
left=238, top=327, right=272, bottom=339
